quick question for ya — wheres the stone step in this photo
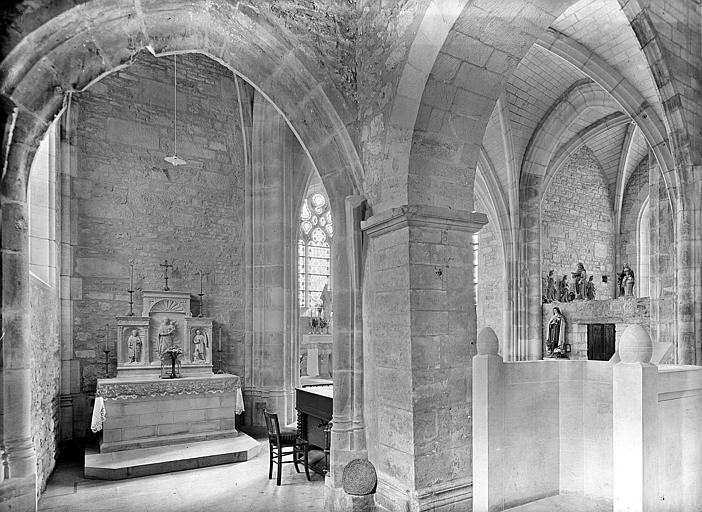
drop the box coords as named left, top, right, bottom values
left=100, top=428, right=241, bottom=453
left=84, top=434, right=262, bottom=480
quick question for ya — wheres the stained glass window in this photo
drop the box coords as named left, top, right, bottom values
left=298, top=192, right=333, bottom=309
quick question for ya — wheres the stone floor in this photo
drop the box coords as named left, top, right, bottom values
left=39, top=437, right=325, bottom=512
left=40, top=440, right=612, bottom=512
left=506, top=494, right=612, bottom=511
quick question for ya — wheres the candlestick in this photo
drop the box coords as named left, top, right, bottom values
left=103, top=324, right=110, bottom=377
left=218, top=327, right=222, bottom=352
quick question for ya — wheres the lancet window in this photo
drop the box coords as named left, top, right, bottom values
left=298, top=193, right=333, bottom=309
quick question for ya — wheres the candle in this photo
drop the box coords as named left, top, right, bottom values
left=129, top=264, right=134, bottom=290
left=105, top=324, right=109, bottom=353
left=199, top=271, right=203, bottom=294
left=218, top=327, right=222, bottom=351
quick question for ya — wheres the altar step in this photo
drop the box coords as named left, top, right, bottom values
left=84, top=434, right=261, bottom=480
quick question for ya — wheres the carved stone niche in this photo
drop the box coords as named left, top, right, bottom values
left=116, top=290, right=213, bottom=378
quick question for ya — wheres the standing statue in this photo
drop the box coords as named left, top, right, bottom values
left=571, top=262, right=587, bottom=300
left=545, top=270, right=558, bottom=302
left=558, top=274, right=570, bottom=302
left=192, top=329, right=209, bottom=361
left=127, top=329, right=142, bottom=363
left=586, top=275, right=596, bottom=301
left=546, top=307, right=566, bottom=357
left=618, top=263, right=635, bottom=297
left=158, top=318, right=177, bottom=355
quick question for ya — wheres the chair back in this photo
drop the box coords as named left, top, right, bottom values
left=263, top=410, right=282, bottom=447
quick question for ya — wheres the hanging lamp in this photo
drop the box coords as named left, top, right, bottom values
left=164, top=54, right=187, bottom=166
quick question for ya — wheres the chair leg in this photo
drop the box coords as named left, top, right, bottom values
left=277, top=449, right=283, bottom=486
left=303, top=444, right=311, bottom=481
left=293, top=446, right=301, bottom=473
left=268, top=445, right=273, bottom=480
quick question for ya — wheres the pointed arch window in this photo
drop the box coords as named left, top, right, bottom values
left=298, top=193, right=333, bottom=309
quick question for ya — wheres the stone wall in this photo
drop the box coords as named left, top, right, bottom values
left=476, top=205, right=504, bottom=344
left=70, top=51, right=245, bottom=430
left=30, top=276, right=61, bottom=494
left=541, top=145, right=614, bottom=299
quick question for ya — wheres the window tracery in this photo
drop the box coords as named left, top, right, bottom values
left=298, top=193, right=333, bottom=309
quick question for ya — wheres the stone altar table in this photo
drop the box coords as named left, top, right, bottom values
left=96, top=374, right=244, bottom=452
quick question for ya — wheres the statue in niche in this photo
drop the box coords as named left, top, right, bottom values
left=546, top=307, right=566, bottom=358
left=585, top=275, right=596, bottom=301
left=618, top=263, right=635, bottom=297
left=571, top=262, right=587, bottom=300
left=127, top=329, right=142, bottom=363
left=158, top=318, right=177, bottom=355
left=192, top=329, right=209, bottom=361
left=545, top=270, right=558, bottom=302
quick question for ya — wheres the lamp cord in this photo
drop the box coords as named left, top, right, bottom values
left=173, top=54, right=177, bottom=156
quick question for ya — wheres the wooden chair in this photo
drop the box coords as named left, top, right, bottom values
left=264, top=410, right=310, bottom=486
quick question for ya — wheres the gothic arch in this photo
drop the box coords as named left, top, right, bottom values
left=0, top=0, right=363, bottom=201
left=0, top=2, right=364, bottom=503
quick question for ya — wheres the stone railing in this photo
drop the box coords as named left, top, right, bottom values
left=472, top=325, right=702, bottom=512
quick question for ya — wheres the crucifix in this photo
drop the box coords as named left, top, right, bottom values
left=160, top=259, right=174, bottom=291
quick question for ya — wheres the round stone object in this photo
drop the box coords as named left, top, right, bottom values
left=619, top=324, right=653, bottom=364
left=342, top=459, right=377, bottom=496
left=477, top=327, right=499, bottom=356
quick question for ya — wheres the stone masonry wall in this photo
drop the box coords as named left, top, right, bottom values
left=71, top=51, right=245, bottom=430
left=30, top=276, right=61, bottom=494
left=476, top=202, right=504, bottom=344
left=619, top=155, right=649, bottom=277
left=541, top=145, right=615, bottom=299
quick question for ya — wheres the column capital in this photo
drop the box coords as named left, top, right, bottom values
left=361, top=205, right=488, bottom=238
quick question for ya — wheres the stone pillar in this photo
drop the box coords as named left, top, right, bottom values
left=518, top=190, right=542, bottom=361
left=1, top=110, right=41, bottom=510
left=613, top=324, right=657, bottom=512
left=647, top=154, right=662, bottom=346
left=58, top=98, right=83, bottom=442
left=326, top=194, right=369, bottom=510
left=472, top=328, right=504, bottom=512
left=246, top=92, right=297, bottom=427
left=362, top=205, right=487, bottom=512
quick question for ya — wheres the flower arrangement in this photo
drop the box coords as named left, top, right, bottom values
left=163, top=346, right=183, bottom=358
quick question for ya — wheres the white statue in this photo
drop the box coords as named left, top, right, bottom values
left=192, top=329, right=208, bottom=361
left=127, top=329, right=142, bottom=363
left=158, top=318, right=177, bottom=355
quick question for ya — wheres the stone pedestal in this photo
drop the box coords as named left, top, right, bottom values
left=96, top=373, right=244, bottom=453
left=613, top=325, right=657, bottom=512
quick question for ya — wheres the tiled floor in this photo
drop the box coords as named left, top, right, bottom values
left=39, top=438, right=325, bottom=512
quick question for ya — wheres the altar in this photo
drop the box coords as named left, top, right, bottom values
left=86, top=288, right=259, bottom=480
